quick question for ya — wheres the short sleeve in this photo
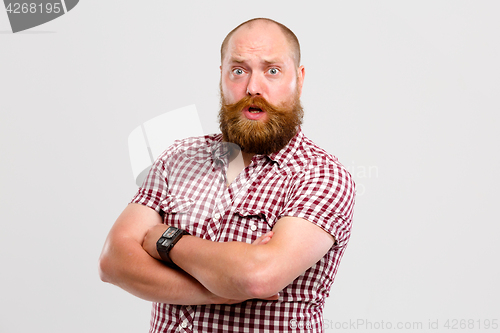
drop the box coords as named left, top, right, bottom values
left=130, top=151, right=169, bottom=213
left=281, top=161, right=355, bottom=248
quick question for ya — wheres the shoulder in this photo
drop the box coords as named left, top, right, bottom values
left=285, top=133, right=352, bottom=183
left=278, top=134, right=356, bottom=246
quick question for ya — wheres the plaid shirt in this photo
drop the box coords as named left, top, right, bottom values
left=131, top=129, right=355, bottom=332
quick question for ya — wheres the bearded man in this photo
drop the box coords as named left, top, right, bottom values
left=99, top=18, right=355, bottom=332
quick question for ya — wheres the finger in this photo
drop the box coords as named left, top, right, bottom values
left=260, top=231, right=274, bottom=244
left=252, top=231, right=274, bottom=245
left=261, top=292, right=280, bottom=301
left=260, top=235, right=272, bottom=245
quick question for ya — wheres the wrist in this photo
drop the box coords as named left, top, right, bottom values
left=156, top=227, right=190, bottom=267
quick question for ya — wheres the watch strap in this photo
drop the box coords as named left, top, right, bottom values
left=156, top=226, right=190, bottom=266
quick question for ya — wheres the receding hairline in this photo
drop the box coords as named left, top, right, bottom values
left=220, top=18, right=301, bottom=67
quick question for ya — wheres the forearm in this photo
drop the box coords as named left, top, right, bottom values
left=140, top=217, right=333, bottom=301
left=99, top=234, right=222, bottom=305
left=164, top=217, right=335, bottom=300
left=170, top=235, right=275, bottom=300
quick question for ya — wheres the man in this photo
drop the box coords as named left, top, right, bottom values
left=99, top=18, right=355, bottom=332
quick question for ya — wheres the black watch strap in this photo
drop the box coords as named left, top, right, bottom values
left=156, top=226, right=190, bottom=266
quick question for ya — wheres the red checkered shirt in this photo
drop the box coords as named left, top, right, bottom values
left=131, top=129, right=355, bottom=332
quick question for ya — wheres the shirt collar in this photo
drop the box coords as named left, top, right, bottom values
left=206, top=130, right=304, bottom=168
left=266, top=128, right=304, bottom=169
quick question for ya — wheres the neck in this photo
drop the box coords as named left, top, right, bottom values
left=241, top=151, right=255, bottom=167
left=225, top=150, right=252, bottom=186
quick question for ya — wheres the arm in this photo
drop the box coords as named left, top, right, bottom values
left=98, top=203, right=228, bottom=305
left=143, top=216, right=334, bottom=300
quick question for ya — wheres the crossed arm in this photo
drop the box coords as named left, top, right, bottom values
left=98, top=203, right=334, bottom=305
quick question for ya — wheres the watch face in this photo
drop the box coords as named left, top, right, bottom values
left=163, top=227, right=177, bottom=239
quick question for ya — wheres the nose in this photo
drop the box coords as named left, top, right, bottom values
left=246, top=73, right=263, bottom=96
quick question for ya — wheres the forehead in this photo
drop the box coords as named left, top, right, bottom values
left=224, top=22, right=293, bottom=63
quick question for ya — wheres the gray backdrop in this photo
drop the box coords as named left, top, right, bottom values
left=1, top=1, right=499, bottom=332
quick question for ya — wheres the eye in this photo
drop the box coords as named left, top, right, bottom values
left=233, top=68, right=244, bottom=75
left=268, top=68, right=279, bottom=75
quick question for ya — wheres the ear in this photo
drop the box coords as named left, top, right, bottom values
left=297, top=65, right=305, bottom=96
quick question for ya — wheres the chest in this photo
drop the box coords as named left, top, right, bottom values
left=160, top=159, right=295, bottom=243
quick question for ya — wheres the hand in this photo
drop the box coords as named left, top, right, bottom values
left=142, top=224, right=170, bottom=260
left=251, top=231, right=280, bottom=302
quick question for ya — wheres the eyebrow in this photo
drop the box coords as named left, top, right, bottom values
left=229, top=57, right=245, bottom=64
left=263, top=58, right=284, bottom=65
left=228, top=57, right=284, bottom=65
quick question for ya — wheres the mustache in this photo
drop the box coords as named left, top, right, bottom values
left=222, top=95, right=290, bottom=116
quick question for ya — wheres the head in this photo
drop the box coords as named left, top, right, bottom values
left=218, top=18, right=305, bottom=155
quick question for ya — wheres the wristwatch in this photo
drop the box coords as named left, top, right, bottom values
left=156, top=226, right=190, bottom=266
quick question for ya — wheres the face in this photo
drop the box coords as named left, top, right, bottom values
left=219, top=21, right=305, bottom=154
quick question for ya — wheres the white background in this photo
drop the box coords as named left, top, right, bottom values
left=1, top=1, right=499, bottom=332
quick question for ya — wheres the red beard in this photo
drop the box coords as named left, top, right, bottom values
left=218, top=89, right=303, bottom=155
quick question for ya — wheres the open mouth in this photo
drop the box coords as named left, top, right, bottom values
left=248, top=106, right=263, bottom=113
left=242, top=105, right=266, bottom=121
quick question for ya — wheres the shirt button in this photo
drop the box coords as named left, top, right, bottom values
left=250, top=224, right=257, bottom=231
left=213, top=213, right=221, bottom=221
left=180, top=321, right=188, bottom=328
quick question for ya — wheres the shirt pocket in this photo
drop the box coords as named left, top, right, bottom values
left=160, top=195, right=194, bottom=213
left=159, top=195, right=194, bottom=229
left=222, top=208, right=276, bottom=243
